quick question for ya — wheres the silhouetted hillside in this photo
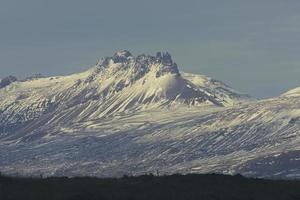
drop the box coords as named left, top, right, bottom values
left=1, top=173, right=300, bottom=200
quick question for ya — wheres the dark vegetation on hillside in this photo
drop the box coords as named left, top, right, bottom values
left=1, top=173, right=300, bottom=200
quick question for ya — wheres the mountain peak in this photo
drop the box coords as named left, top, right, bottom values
left=113, top=50, right=132, bottom=58
left=111, top=50, right=133, bottom=63
left=155, top=51, right=173, bottom=66
left=95, top=51, right=179, bottom=78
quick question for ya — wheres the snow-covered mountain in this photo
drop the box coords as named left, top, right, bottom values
left=1, top=51, right=300, bottom=179
left=0, top=51, right=251, bottom=133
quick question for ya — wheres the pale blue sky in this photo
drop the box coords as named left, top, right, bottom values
left=1, top=0, right=300, bottom=98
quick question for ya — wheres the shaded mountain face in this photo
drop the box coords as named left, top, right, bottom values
left=0, top=76, right=17, bottom=89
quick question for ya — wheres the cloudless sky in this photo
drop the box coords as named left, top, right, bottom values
left=1, top=0, right=300, bottom=98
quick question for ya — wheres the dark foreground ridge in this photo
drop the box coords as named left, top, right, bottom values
left=1, top=173, right=300, bottom=200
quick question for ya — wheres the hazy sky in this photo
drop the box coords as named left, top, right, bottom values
left=1, top=0, right=300, bottom=98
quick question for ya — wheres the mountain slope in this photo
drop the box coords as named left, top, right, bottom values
left=2, top=94, right=300, bottom=178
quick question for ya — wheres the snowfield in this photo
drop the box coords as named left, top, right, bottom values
left=1, top=51, right=300, bottom=179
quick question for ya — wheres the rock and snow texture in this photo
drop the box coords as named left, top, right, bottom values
left=1, top=50, right=299, bottom=179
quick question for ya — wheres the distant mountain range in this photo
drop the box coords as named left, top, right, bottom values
left=1, top=51, right=300, bottom=179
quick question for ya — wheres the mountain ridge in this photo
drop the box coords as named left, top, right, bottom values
left=0, top=51, right=252, bottom=132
